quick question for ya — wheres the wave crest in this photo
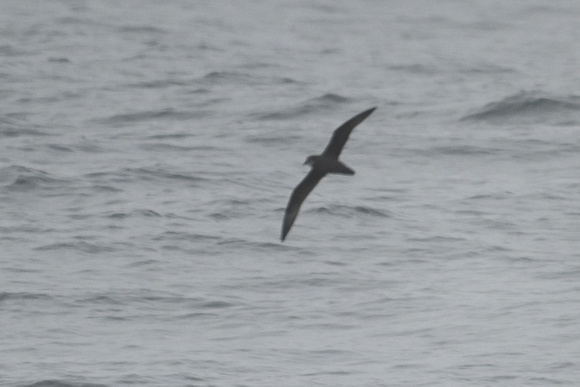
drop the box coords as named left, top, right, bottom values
left=311, top=204, right=391, bottom=218
left=461, top=91, right=580, bottom=125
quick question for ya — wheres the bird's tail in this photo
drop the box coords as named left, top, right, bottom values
left=330, top=161, right=355, bottom=175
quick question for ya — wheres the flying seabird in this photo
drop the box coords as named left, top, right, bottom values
left=281, top=107, right=376, bottom=241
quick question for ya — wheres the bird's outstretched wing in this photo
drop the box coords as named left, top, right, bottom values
left=281, top=170, right=326, bottom=241
left=322, top=107, right=376, bottom=159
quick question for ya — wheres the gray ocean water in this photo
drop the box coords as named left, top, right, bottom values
left=2, top=1, right=580, bottom=386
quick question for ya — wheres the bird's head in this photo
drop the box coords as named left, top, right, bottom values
left=303, top=155, right=318, bottom=166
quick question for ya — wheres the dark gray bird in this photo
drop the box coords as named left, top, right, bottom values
left=281, top=107, right=376, bottom=241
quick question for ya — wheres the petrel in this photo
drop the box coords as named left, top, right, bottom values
left=281, top=107, right=376, bottom=241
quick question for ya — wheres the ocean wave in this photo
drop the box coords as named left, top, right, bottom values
left=94, top=108, right=209, bottom=125
left=0, top=165, right=69, bottom=191
left=389, top=63, right=438, bottom=75
left=0, top=116, right=48, bottom=137
left=127, top=79, right=188, bottom=89
left=208, top=198, right=252, bottom=220
left=22, top=380, right=108, bottom=387
left=34, top=241, right=117, bottom=254
left=85, top=167, right=207, bottom=186
left=253, top=93, right=352, bottom=120
left=309, top=204, right=391, bottom=218
left=198, top=70, right=298, bottom=87
left=0, top=292, right=52, bottom=302
left=118, top=25, right=167, bottom=35
left=427, top=145, right=500, bottom=156
left=461, top=91, right=580, bottom=125
left=138, top=142, right=204, bottom=152
left=107, top=209, right=162, bottom=219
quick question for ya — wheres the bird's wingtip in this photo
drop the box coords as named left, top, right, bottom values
left=359, top=106, right=377, bottom=117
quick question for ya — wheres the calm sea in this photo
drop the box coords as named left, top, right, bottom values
left=1, top=1, right=580, bottom=386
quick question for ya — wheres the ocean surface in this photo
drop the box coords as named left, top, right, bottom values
left=1, top=1, right=580, bottom=386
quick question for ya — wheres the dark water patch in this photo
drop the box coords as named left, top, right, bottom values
left=126, top=258, right=160, bottom=268
left=199, top=71, right=255, bottom=85
left=389, top=63, right=438, bottom=75
left=47, top=57, right=71, bottom=63
left=459, top=62, right=515, bottom=75
left=47, top=144, right=74, bottom=152
left=238, top=60, right=298, bottom=75
left=187, top=87, right=211, bottom=95
left=406, top=235, right=466, bottom=243
left=324, top=260, right=347, bottom=266
left=85, top=167, right=207, bottom=186
left=462, top=19, right=511, bottom=32
left=139, top=142, right=199, bottom=152
left=275, top=76, right=299, bottom=85
left=70, top=142, right=106, bottom=153
left=0, top=165, right=70, bottom=192
left=34, top=241, right=117, bottom=254
left=95, top=108, right=209, bottom=125
left=0, top=292, right=52, bottom=303
left=18, top=95, right=64, bottom=105
left=472, top=217, right=517, bottom=231
left=23, top=380, right=108, bottom=387
left=208, top=212, right=232, bottom=221
left=202, top=300, right=235, bottom=309
left=465, top=192, right=513, bottom=201
left=7, top=174, right=63, bottom=192
left=253, top=93, right=351, bottom=120
left=215, top=237, right=250, bottom=247
left=78, top=294, right=125, bottom=306
left=108, top=209, right=162, bottom=219
left=518, top=5, right=577, bottom=17
left=127, top=78, right=188, bottom=89
left=429, top=144, right=500, bottom=156
left=508, top=138, right=580, bottom=161
left=209, top=199, right=252, bottom=220
left=0, top=224, right=58, bottom=235
left=56, top=15, right=98, bottom=26
left=146, top=132, right=192, bottom=140
left=140, top=139, right=218, bottom=153
left=245, top=134, right=302, bottom=145
left=461, top=91, right=580, bottom=125
left=300, top=92, right=350, bottom=107
left=198, top=70, right=294, bottom=87
left=90, top=184, right=122, bottom=193
left=118, top=25, right=167, bottom=34
left=155, top=231, right=221, bottom=243
left=77, top=291, right=208, bottom=310
left=0, top=44, right=25, bottom=57
left=310, top=204, right=391, bottom=218
left=0, top=117, right=48, bottom=137
left=254, top=241, right=286, bottom=250
left=252, top=274, right=342, bottom=290
left=254, top=107, right=312, bottom=121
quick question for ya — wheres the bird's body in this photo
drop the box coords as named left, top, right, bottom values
left=281, top=107, right=376, bottom=241
left=304, top=155, right=355, bottom=175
